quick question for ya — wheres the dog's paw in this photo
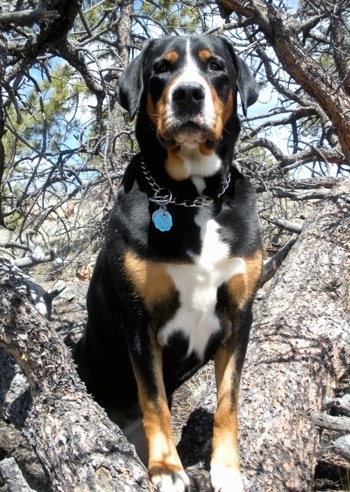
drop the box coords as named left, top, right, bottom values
left=210, top=464, right=244, bottom=492
left=151, top=469, right=190, bottom=492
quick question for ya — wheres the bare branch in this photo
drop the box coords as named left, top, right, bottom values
left=272, top=186, right=332, bottom=200
left=312, top=414, right=350, bottom=433
left=0, top=6, right=59, bottom=28
left=260, top=234, right=298, bottom=286
left=261, top=215, right=303, bottom=234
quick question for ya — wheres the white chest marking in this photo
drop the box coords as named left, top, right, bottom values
left=177, top=142, right=222, bottom=178
left=158, top=209, right=246, bottom=359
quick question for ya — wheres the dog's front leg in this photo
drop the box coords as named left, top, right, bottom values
left=210, top=339, right=247, bottom=492
left=130, top=329, right=190, bottom=492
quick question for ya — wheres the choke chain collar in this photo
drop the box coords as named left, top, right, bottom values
left=140, top=157, right=231, bottom=232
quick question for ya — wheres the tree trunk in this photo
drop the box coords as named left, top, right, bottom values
left=105, top=0, right=133, bottom=174
left=0, top=259, right=150, bottom=491
left=229, top=179, right=350, bottom=490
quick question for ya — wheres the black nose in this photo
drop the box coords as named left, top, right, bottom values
left=172, top=82, right=205, bottom=110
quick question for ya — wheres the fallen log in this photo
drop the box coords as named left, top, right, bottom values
left=0, top=258, right=149, bottom=491
left=237, top=179, right=350, bottom=490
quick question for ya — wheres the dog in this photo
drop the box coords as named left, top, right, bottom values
left=74, top=34, right=262, bottom=492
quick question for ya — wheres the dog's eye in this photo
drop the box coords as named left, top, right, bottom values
left=209, top=61, right=223, bottom=71
left=154, top=63, right=169, bottom=74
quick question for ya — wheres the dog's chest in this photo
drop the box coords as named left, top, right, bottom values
left=157, top=209, right=246, bottom=359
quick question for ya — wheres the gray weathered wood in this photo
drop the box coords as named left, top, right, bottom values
left=0, top=457, right=36, bottom=491
left=333, top=435, right=350, bottom=461
left=0, top=259, right=149, bottom=492
left=237, top=179, right=350, bottom=490
left=311, top=414, right=350, bottom=433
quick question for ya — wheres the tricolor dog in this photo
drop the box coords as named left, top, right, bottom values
left=74, top=35, right=262, bottom=491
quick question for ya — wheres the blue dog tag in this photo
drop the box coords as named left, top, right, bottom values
left=152, top=208, right=173, bottom=232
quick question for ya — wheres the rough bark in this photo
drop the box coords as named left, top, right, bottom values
left=105, top=0, right=133, bottom=174
left=0, top=457, right=36, bottom=491
left=178, top=179, right=350, bottom=491
left=233, top=178, right=350, bottom=490
left=0, top=259, right=150, bottom=491
left=0, top=7, right=59, bottom=28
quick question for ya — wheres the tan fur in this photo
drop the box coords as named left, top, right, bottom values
left=123, top=250, right=175, bottom=307
left=211, top=345, right=240, bottom=470
left=227, top=250, right=263, bottom=309
left=164, top=50, right=179, bottom=63
left=133, top=332, right=184, bottom=477
left=198, top=49, right=212, bottom=61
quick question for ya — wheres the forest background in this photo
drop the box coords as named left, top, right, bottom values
left=0, top=1, right=350, bottom=491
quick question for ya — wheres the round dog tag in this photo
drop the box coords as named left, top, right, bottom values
left=152, top=209, right=173, bottom=232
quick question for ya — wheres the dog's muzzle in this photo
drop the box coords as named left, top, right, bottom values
left=158, top=81, right=216, bottom=147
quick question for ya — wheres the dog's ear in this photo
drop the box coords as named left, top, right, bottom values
left=222, top=38, right=259, bottom=116
left=115, top=40, right=153, bottom=120
left=234, top=56, right=259, bottom=116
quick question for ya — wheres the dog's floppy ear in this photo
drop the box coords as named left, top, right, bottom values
left=115, top=40, right=153, bottom=120
left=223, top=38, right=259, bottom=116
left=234, top=56, right=259, bottom=116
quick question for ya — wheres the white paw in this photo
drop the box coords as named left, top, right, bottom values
left=210, top=464, right=244, bottom=492
left=151, top=469, right=190, bottom=492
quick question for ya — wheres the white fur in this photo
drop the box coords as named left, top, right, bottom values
left=191, top=175, right=206, bottom=194
left=158, top=208, right=246, bottom=359
left=210, top=464, right=244, bottom=492
left=151, top=469, right=190, bottom=492
left=176, top=140, right=222, bottom=178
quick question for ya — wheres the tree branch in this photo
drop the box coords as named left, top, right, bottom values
left=312, top=414, right=350, bottom=434
left=272, top=186, right=332, bottom=200
left=0, top=6, right=59, bottom=28
left=261, top=215, right=303, bottom=234
left=217, top=0, right=350, bottom=161
left=260, top=234, right=298, bottom=286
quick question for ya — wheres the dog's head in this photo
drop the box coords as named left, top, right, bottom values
left=116, top=35, right=258, bottom=178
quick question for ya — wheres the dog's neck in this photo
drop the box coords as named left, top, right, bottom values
left=140, top=156, right=231, bottom=207
left=163, top=141, right=223, bottom=182
left=135, top=111, right=238, bottom=198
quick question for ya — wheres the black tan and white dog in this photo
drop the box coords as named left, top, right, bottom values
left=74, top=35, right=262, bottom=492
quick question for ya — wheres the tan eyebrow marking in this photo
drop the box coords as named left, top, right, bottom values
left=164, top=50, right=179, bottom=63
left=198, top=49, right=212, bottom=61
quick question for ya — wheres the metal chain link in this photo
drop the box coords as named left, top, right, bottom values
left=140, top=157, right=231, bottom=208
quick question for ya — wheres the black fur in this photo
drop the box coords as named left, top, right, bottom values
left=74, top=34, right=262, bottom=490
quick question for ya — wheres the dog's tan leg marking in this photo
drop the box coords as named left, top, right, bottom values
left=123, top=251, right=189, bottom=489
left=123, top=250, right=175, bottom=306
left=132, top=335, right=190, bottom=492
left=210, top=252, right=262, bottom=492
left=227, top=250, right=263, bottom=309
left=211, top=344, right=243, bottom=492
